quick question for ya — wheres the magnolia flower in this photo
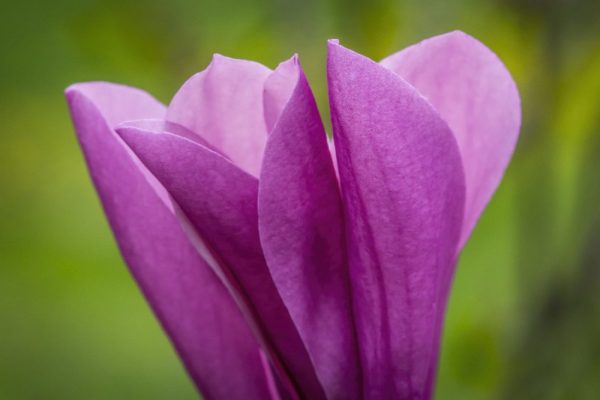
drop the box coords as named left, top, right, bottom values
left=66, top=31, right=520, bottom=400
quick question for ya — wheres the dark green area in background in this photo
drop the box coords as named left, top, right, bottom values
left=1, top=0, right=599, bottom=399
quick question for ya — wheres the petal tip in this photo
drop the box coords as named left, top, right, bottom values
left=276, top=54, right=301, bottom=72
left=114, top=124, right=143, bottom=142
left=209, top=53, right=238, bottom=69
left=327, top=39, right=344, bottom=57
left=64, top=82, right=95, bottom=103
left=64, top=85, right=80, bottom=105
left=326, top=40, right=344, bottom=63
left=115, top=119, right=157, bottom=134
left=114, top=124, right=162, bottom=159
left=326, top=40, right=376, bottom=79
left=64, top=83, right=79, bottom=97
left=447, top=29, right=470, bottom=38
left=327, top=39, right=360, bottom=60
left=446, top=30, right=485, bottom=47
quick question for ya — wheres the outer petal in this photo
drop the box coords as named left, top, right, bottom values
left=166, top=55, right=272, bottom=176
left=65, top=83, right=271, bottom=400
left=327, top=42, right=466, bottom=399
left=259, top=57, right=361, bottom=399
left=117, top=124, right=326, bottom=400
left=380, top=31, right=521, bottom=248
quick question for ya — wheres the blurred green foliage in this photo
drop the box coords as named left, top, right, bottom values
left=1, top=0, right=599, bottom=399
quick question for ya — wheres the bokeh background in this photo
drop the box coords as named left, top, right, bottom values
left=1, top=0, right=600, bottom=398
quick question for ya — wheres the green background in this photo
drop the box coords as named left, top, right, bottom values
left=1, top=0, right=599, bottom=398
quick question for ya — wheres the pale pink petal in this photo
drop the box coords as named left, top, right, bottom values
left=167, top=55, right=272, bottom=176
left=262, top=55, right=300, bottom=133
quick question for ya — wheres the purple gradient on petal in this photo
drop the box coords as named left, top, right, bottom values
left=65, top=31, right=520, bottom=400
left=259, top=57, right=361, bottom=399
left=327, top=41, right=465, bottom=399
left=65, top=82, right=271, bottom=400
left=381, top=31, right=521, bottom=249
left=117, top=124, right=326, bottom=400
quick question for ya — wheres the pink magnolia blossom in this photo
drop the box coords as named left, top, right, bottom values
left=66, top=31, right=520, bottom=400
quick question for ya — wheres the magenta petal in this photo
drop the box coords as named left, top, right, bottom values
left=259, top=58, right=361, bottom=399
left=327, top=42, right=466, bottom=399
left=65, top=82, right=271, bottom=400
left=166, top=55, right=272, bottom=176
left=117, top=125, right=326, bottom=400
left=115, top=118, right=225, bottom=153
left=380, top=31, right=521, bottom=248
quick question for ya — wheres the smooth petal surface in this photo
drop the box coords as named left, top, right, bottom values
left=327, top=42, right=466, bottom=399
left=167, top=55, right=272, bottom=176
left=262, top=56, right=300, bottom=133
left=380, top=31, right=521, bottom=248
left=118, top=124, right=326, bottom=400
left=65, top=82, right=271, bottom=400
left=118, top=118, right=224, bottom=152
left=259, top=58, right=361, bottom=399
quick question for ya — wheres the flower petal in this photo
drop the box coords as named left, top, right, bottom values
left=115, top=118, right=224, bottom=152
left=65, top=81, right=167, bottom=128
left=65, top=82, right=271, bottom=400
left=166, top=55, right=272, bottom=176
left=259, top=57, right=361, bottom=399
left=380, top=31, right=521, bottom=248
left=117, top=123, right=326, bottom=400
left=327, top=42, right=466, bottom=399
left=262, top=56, right=299, bottom=133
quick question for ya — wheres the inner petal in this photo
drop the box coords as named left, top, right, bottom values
left=166, top=55, right=272, bottom=176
